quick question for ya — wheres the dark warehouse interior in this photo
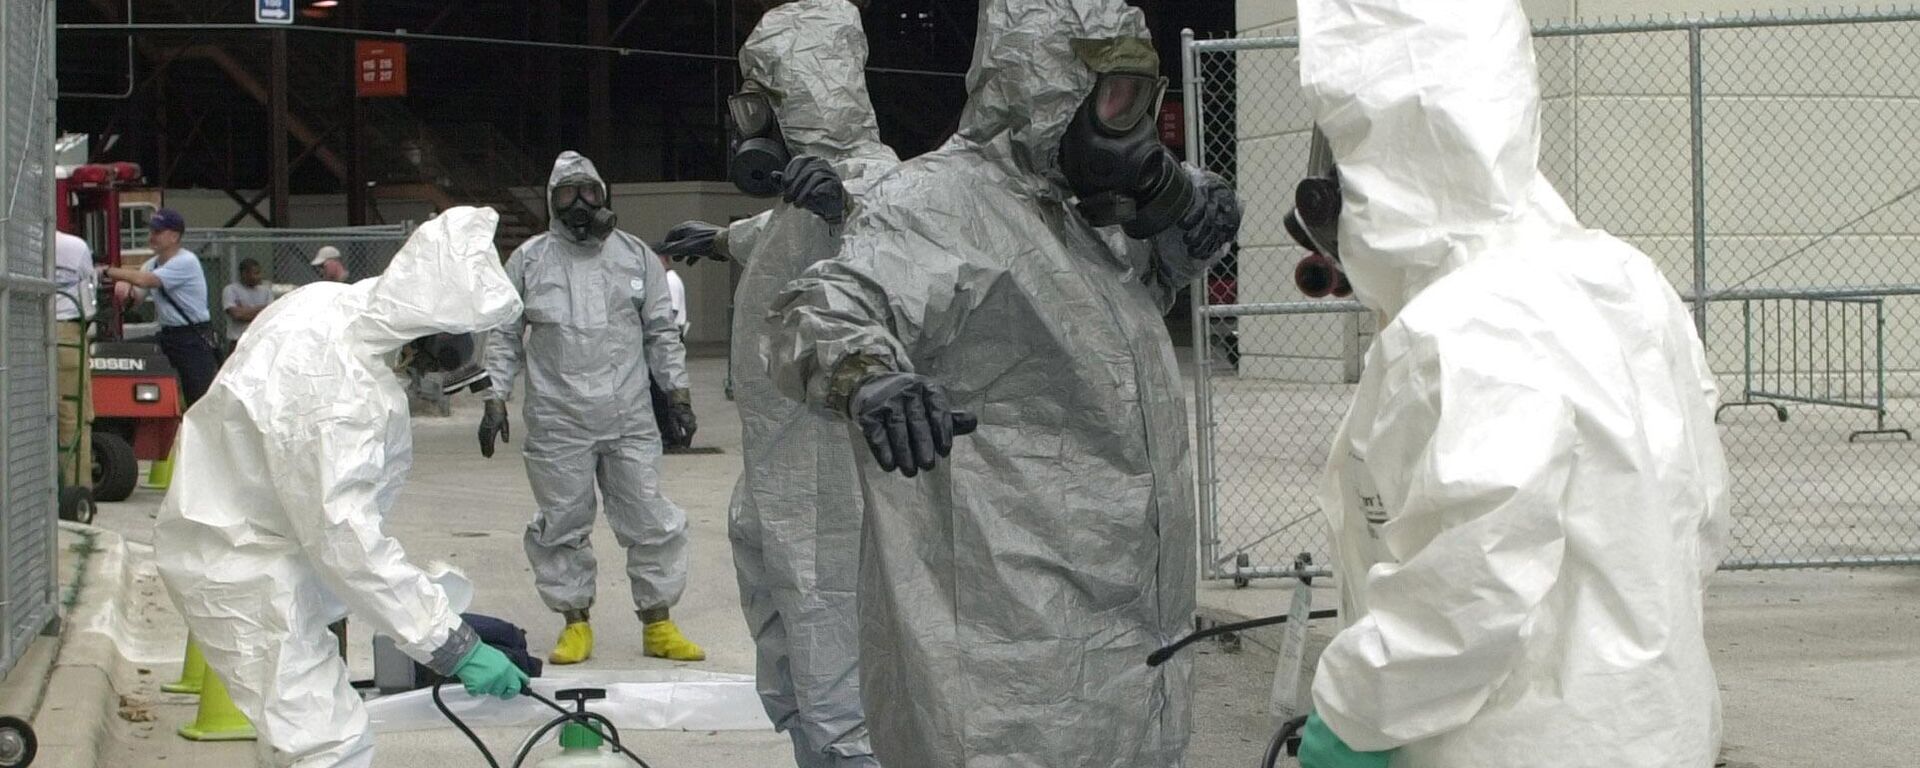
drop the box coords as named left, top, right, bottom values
left=55, top=0, right=1236, bottom=233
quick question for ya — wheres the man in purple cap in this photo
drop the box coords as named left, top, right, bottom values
left=101, top=207, right=220, bottom=407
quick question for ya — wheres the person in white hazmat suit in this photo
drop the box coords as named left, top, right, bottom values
left=763, top=0, right=1242, bottom=765
left=154, top=207, right=532, bottom=768
left=653, top=1, right=896, bottom=765
left=1287, top=1, right=1732, bottom=766
left=481, top=151, right=707, bottom=665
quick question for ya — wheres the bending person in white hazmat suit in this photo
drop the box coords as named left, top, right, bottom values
left=765, top=0, right=1241, bottom=765
left=1288, top=1, right=1731, bottom=766
left=155, top=207, right=531, bottom=768
left=655, top=0, right=896, bottom=765
left=482, top=152, right=707, bottom=665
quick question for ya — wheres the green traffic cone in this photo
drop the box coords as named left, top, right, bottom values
left=143, top=455, right=174, bottom=489
left=161, top=637, right=206, bottom=695
left=177, top=670, right=256, bottom=742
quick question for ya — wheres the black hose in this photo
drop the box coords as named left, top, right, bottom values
left=432, top=682, right=500, bottom=768
left=1146, top=610, right=1339, bottom=667
left=1262, top=715, right=1310, bottom=768
left=519, top=688, right=655, bottom=768
left=432, top=683, right=654, bottom=768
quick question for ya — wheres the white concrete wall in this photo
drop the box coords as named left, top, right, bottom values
left=158, top=183, right=771, bottom=346
left=1229, top=0, right=1920, bottom=389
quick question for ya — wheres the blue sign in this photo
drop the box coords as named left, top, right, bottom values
left=255, top=0, right=293, bottom=25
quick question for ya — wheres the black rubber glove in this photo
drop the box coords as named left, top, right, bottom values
left=781, top=155, right=847, bottom=227
left=657, top=220, right=727, bottom=265
left=668, top=390, right=698, bottom=448
left=848, top=373, right=979, bottom=478
left=479, top=399, right=510, bottom=458
left=1180, top=168, right=1244, bottom=263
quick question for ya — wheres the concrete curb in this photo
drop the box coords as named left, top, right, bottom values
left=33, top=524, right=142, bottom=768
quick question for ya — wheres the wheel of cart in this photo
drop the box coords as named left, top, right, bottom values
left=0, top=715, right=36, bottom=767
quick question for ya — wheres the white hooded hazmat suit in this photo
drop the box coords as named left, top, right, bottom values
left=154, top=207, right=521, bottom=768
left=766, top=1, right=1210, bottom=765
left=486, top=152, right=693, bottom=618
left=1299, top=1, right=1733, bottom=765
left=725, top=1, right=899, bottom=766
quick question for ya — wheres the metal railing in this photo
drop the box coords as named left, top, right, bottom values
left=1717, top=291, right=1913, bottom=442
left=1185, top=7, right=1920, bottom=581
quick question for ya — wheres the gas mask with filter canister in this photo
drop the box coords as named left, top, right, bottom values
left=1057, top=37, right=1197, bottom=240
left=402, top=332, right=492, bottom=395
left=727, top=86, right=792, bottom=198
left=1286, top=128, right=1351, bottom=298
left=551, top=176, right=617, bottom=244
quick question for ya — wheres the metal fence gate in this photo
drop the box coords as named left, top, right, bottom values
left=0, top=0, right=63, bottom=674
left=1185, top=8, right=1920, bottom=583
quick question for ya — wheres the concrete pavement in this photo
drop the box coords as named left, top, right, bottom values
left=37, top=353, right=1920, bottom=767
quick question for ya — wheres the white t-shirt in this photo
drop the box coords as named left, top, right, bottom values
left=53, top=232, right=96, bottom=321
left=222, top=282, right=275, bottom=341
left=665, top=269, right=689, bottom=336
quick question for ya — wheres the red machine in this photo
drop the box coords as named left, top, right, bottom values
left=57, top=160, right=179, bottom=503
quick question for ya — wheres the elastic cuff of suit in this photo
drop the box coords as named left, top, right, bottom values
left=826, top=353, right=893, bottom=417
left=426, top=622, right=481, bottom=676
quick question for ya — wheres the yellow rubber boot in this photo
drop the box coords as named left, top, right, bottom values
left=549, top=621, right=593, bottom=665
left=643, top=619, right=706, bottom=661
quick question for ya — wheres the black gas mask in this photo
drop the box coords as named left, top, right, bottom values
left=1286, top=129, right=1351, bottom=298
left=551, top=177, right=617, bottom=244
left=727, top=90, right=791, bottom=198
left=403, top=332, right=492, bottom=394
left=1058, top=72, right=1197, bottom=239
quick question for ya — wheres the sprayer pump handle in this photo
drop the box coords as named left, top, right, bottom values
left=554, top=688, right=608, bottom=710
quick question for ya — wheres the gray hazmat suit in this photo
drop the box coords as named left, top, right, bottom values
left=1300, top=0, right=1732, bottom=765
left=765, top=1, right=1205, bottom=765
left=155, top=208, right=519, bottom=768
left=486, top=152, right=693, bottom=616
left=725, top=1, right=899, bottom=767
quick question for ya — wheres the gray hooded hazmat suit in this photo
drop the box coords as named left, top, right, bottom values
left=486, top=152, right=693, bottom=616
left=766, top=1, right=1207, bottom=765
left=725, top=1, right=900, bottom=766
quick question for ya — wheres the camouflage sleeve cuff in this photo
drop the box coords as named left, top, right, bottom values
left=826, top=352, right=895, bottom=416
left=424, top=621, right=481, bottom=677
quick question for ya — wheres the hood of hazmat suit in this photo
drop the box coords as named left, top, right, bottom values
left=1299, top=1, right=1733, bottom=766
left=486, top=152, right=693, bottom=617
left=725, top=1, right=899, bottom=766
left=153, top=207, right=520, bottom=767
left=764, top=2, right=1197, bottom=766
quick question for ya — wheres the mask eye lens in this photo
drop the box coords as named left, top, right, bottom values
left=1092, top=75, right=1164, bottom=133
left=578, top=184, right=604, bottom=206
left=729, top=93, right=774, bottom=137
left=552, top=186, right=579, bottom=208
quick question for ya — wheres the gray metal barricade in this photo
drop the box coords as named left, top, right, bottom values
left=1718, top=293, right=1912, bottom=442
left=0, top=0, right=63, bottom=676
left=1187, top=8, right=1920, bottom=581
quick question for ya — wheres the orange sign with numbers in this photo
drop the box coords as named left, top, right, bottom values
left=355, top=40, right=407, bottom=98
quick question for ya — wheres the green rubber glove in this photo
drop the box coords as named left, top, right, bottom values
left=1298, top=712, right=1394, bottom=768
left=453, top=642, right=529, bottom=699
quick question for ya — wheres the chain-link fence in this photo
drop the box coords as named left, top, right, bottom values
left=0, top=0, right=62, bottom=676
left=1185, top=8, right=1920, bottom=583
left=183, top=225, right=411, bottom=343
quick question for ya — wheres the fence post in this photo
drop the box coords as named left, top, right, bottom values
left=1181, top=28, right=1221, bottom=580
left=1688, top=24, right=1710, bottom=342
